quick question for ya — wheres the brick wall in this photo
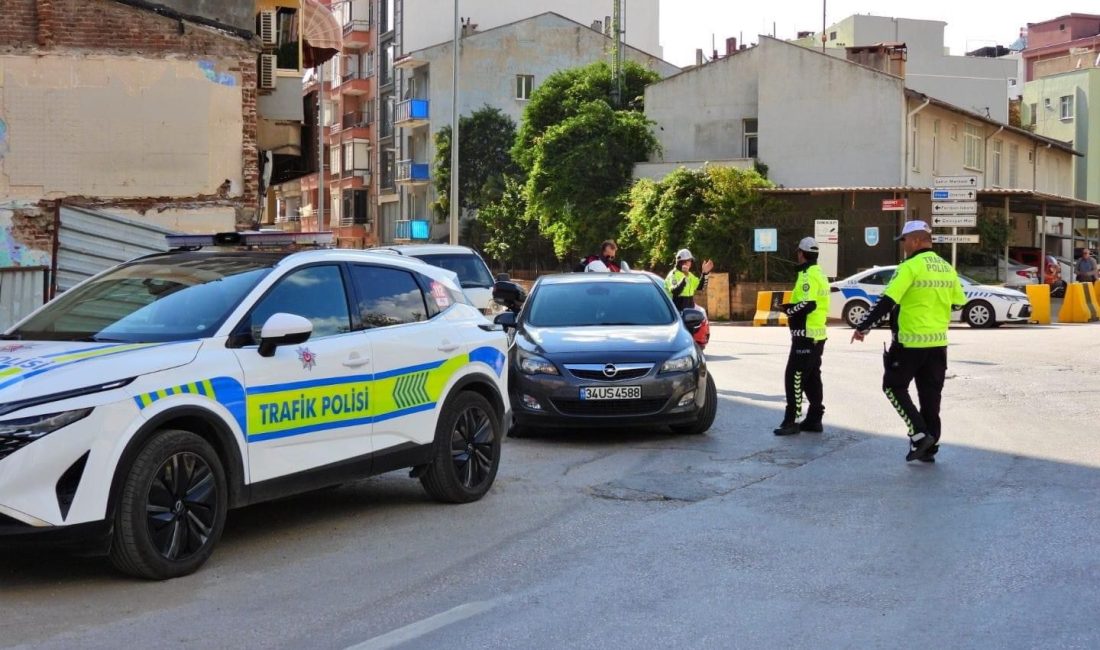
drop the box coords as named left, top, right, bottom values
left=0, top=0, right=260, bottom=224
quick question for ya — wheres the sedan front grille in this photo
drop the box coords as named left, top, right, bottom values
left=564, top=363, right=653, bottom=382
left=552, top=398, right=667, bottom=416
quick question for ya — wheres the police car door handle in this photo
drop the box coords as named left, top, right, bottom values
left=343, top=353, right=370, bottom=368
left=437, top=341, right=460, bottom=353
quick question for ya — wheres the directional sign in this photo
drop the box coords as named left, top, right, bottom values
left=933, top=175, right=979, bottom=188
left=931, top=201, right=978, bottom=215
left=932, top=189, right=977, bottom=201
left=932, top=215, right=978, bottom=227
left=882, top=199, right=907, bottom=211
left=932, top=234, right=980, bottom=244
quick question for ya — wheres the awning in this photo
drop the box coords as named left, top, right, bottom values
left=302, top=0, right=342, bottom=68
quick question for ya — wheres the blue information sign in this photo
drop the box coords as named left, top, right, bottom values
left=865, top=227, right=880, bottom=247
left=754, top=228, right=778, bottom=253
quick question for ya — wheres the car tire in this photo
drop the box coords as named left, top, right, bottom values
left=963, top=300, right=996, bottom=328
left=842, top=300, right=871, bottom=329
left=420, top=391, right=502, bottom=503
left=671, top=372, right=717, bottom=435
left=109, top=430, right=227, bottom=580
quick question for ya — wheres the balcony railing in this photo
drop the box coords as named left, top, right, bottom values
left=342, top=110, right=373, bottom=129
left=394, top=219, right=431, bottom=241
left=341, top=165, right=369, bottom=179
left=395, top=99, right=430, bottom=128
left=396, top=160, right=430, bottom=185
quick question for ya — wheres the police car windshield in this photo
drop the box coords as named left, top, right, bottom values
left=525, top=281, right=676, bottom=327
left=411, top=253, right=494, bottom=289
left=9, top=254, right=275, bottom=342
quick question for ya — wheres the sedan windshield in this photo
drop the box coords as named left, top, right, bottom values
left=8, top=254, right=275, bottom=342
left=525, top=281, right=676, bottom=327
left=412, top=253, right=494, bottom=289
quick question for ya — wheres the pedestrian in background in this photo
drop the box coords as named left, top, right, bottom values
left=582, top=240, right=630, bottom=273
left=1075, top=249, right=1097, bottom=282
left=851, top=221, right=966, bottom=463
left=664, top=248, right=713, bottom=310
left=774, top=237, right=830, bottom=436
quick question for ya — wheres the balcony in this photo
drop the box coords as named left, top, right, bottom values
left=337, top=71, right=372, bottom=96
left=342, top=110, right=373, bottom=130
left=395, top=99, right=430, bottom=129
left=396, top=160, right=430, bottom=186
left=394, top=219, right=431, bottom=241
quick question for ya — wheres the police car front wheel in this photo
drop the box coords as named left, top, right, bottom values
left=419, top=391, right=502, bottom=503
left=109, top=430, right=228, bottom=580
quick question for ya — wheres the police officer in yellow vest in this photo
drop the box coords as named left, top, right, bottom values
left=852, top=220, right=967, bottom=463
left=774, top=237, right=831, bottom=436
left=665, top=249, right=714, bottom=310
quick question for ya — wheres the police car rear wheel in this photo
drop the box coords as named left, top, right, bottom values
left=109, top=430, right=227, bottom=580
left=963, top=300, right=995, bottom=328
left=420, top=392, right=501, bottom=503
left=843, top=301, right=870, bottom=329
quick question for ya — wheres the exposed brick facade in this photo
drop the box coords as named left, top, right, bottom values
left=0, top=0, right=260, bottom=226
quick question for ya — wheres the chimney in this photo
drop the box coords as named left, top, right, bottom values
left=591, top=20, right=603, bottom=32
left=725, top=37, right=737, bottom=56
left=695, top=48, right=704, bottom=66
left=604, top=15, right=611, bottom=37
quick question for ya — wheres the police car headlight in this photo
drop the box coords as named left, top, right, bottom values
left=661, top=346, right=697, bottom=374
left=518, top=352, right=559, bottom=376
left=0, top=408, right=94, bottom=443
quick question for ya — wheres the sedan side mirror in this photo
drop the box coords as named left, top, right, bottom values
left=493, top=311, right=517, bottom=330
left=492, top=280, right=527, bottom=312
left=681, top=307, right=706, bottom=334
left=258, top=313, right=313, bottom=357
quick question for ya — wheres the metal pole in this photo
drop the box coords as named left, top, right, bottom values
left=821, top=0, right=826, bottom=53
left=1003, top=196, right=1010, bottom=284
left=449, top=0, right=460, bottom=245
left=1040, top=201, right=1047, bottom=290
left=317, top=60, right=325, bottom=232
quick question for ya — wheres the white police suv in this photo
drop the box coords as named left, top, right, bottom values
left=0, top=232, right=509, bottom=579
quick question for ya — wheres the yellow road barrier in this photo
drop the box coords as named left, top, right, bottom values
left=753, top=290, right=792, bottom=326
left=1057, top=282, right=1100, bottom=323
left=1026, top=283, right=1051, bottom=324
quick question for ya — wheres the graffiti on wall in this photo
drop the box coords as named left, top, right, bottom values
left=0, top=119, right=9, bottom=159
left=0, top=209, right=52, bottom=268
left=198, top=61, right=237, bottom=87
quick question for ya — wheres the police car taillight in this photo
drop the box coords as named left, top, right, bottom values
left=166, top=231, right=336, bottom=249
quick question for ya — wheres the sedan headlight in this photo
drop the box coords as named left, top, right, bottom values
left=660, top=346, right=697, bottom=374
left=0, top=408, right=94, bottom=460
left=519, top=352, right=559, bottom=376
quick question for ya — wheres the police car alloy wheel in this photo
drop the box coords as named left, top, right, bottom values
left=420, top=392, right=501, bottom=503
left=843, top=301, right=871, bottom=329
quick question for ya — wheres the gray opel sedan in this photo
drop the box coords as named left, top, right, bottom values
left=493, top=273, right=717, bottom=435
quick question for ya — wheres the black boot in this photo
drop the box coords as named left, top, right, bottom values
left=773, top=421, right=800, bottom=436
left=800, top=406, right=824, bottom=433
left=906, top=432, right=937, bottom=462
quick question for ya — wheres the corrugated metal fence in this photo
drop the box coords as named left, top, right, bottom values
left=57, top=205, right=175, bottom=292
left=0, top=267, right=47, bottom=330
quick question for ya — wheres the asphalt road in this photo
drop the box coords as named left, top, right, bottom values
left=3, top=322, right=1099, bottom=649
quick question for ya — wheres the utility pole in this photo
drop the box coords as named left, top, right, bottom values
left=610, top=0, right=623, bottom=108
left=317, top=60, right=326, bottom=231
left=821, top=0, right=827, bottom=53
left=449, top=0, right=460, bottom=245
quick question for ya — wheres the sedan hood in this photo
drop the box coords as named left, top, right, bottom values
left=0, top=340, right=202, bottom=404
left=521, top=323, right=690, bottom=362
left=969, top=284, right=1027, bottom=299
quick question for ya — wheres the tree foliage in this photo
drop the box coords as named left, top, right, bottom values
left=432, top=106, right=518, bottom=220
left=472, top=175, right=556, bottom=270
left=513, top=61, right=662, bottom=259
left=621, top=166, right=783, bottom=278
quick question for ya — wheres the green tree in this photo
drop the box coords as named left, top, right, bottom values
left=513, top=61, right=662, bottom=259
left=432, top=106, right=518, bottom=220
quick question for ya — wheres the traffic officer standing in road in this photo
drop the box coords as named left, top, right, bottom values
left=774, top=237, right=831, bottom=436
left=851, top=220, right=966, bottom=462
left=665, top=249, right=714, bottom=310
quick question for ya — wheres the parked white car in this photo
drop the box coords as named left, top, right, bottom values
left=830, top=265, right=1032, bottom=328
left=380, top=245, right=498, bottom=314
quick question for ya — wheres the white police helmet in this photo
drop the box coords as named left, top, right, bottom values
left=675, top=248, right=694, bottom=262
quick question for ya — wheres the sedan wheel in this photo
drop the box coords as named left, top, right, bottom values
left=843, top=301, right=871, bottom=329
left=963, top=300, right=995, bottom=328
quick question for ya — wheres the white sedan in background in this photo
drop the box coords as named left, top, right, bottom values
left=829, top=265, right=1032, bottom=328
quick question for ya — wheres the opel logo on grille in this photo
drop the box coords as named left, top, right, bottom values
left=602, top=364, right=618, bottom=378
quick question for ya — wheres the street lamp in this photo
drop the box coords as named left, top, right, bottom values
left=449, top=0, right=460, bottom=245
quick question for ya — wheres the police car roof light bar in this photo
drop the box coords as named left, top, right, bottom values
left=166, top=231, right=336, bottom=250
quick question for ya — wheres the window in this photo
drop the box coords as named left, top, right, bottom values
left=1029, top=103, right=1038, bottom=126
left=932, top=119, right=940, bottom=174
left=362, top=50, right=375, bottom=78
left=829, top=31, right=837, bottom=41
left=329, top=145, right=340, bottom=176
left=951, top=123, right=959, bottom=141
left=964, top=123, right=983, bottom=170
left=861, top=270, right=895, bottom=286
left=1009, top=143, right=1019, bottom=188
left=275, top=7, right=300, bottom=70
left=380, top=42, right=394, bottom=86
left=1009, top=78, right=1017, bottom=87
left=381, top=149, right=396, bottom=189
left=911, top=114, right=920, bottom=172
left=991, top=139, right=1003, bottom=186
left=743, top=118, right=758, bottom=158
left=342, top=53, right=359, bottom=81
left=349, top=266, right=429, bottom=327
left=247, top=266, right=351, bottom=341
left=330, top=189, right=341, bottom=224
left=515, top=74, right=534, bottom=100
left=1060, top=95, right=1074, bottom=120
left=322, top=100, right=336, bottom=126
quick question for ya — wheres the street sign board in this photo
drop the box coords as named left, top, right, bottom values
left=932, top=189, right=977, bottom=201
left=865, top=227, right=880, bottom=246
left=933, top=175, right=979, bottom=188
left=932, top=215, right=978, bottom=227
left=814, top=219, right=839, bottom=244
left=932, top=234, right=980, bottom=244
left=881, top=199, right=907, bottom=211
left=931, top=201, right=978, bottom=215
left=754, top=228, right=777, bottom=253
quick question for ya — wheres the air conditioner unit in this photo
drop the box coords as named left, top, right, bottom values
left=259, top=54, right=277, bottom=90
left=258, top=11, right=277, bottom=47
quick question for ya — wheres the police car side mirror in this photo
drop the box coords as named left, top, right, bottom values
left=258, top=313, right=313, bottom=358
left=681, top=307, right=705, bottom=333
left=493, top=311, right=517, bottom=330
left=492, top=280, right=526, bottom=311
